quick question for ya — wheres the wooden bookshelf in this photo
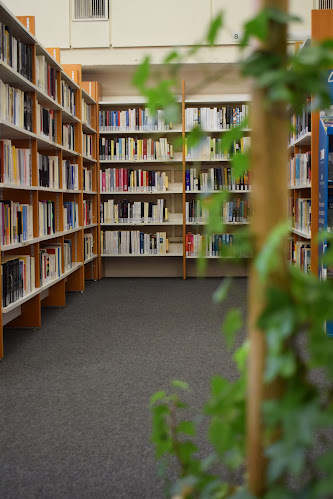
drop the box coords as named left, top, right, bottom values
left=0, top=5, right=100, bottom=358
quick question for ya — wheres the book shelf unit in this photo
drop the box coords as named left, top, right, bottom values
left=98, top=85, right=251, bottom=278
left=0, top=5, right=100, bottom=358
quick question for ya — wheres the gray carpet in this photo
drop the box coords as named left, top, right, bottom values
left=0, top=277, right=248, bottom=498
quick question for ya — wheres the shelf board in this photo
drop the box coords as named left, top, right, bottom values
left=2, top=262, right=83, bottom=315
left=0, top=183, right=38, bottom=191
left=84, top=254, right=98, bottom=264
left=60, top=70, right=80, bottom=91
left=288, top=183, right=311, bottom=190
left=61, top=108, right=80, bottom=125
left=84, top=223, right=98, bottom=229
left=290, top=227, right=311, bottom=239
left=82, top=155, right=97, bottom=163
left=0, top=4, right=36, bottom=44
left=82, top=122, right=97, bottom=134
left=186, top=255, right=251, bottom=259
left=288, top=132, right=311, bottom=150
left=0, top=60, right=37, bottom=93
left=62, top=146, right=80, bottom=158
left=83, top=190, right=98, bottom=195
left=100, top=185, right=183, bottom=195
left=99, top=128, right=182, bottom=135
left=0, top=121, right=35, bottom=141
left=186, top=158, right=231, bottom=163
left=1, top=227, right=84, bottom=252
left=82, top=88, right=96, bottom=105
left=185, top=128, right=252, bottom=133
left=101, top=242, right=183, bottom=257
left=36, top=88, right=62, bottom=111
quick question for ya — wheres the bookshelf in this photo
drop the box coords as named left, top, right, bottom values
left=98, top=84, right=251, bottom=278
left=0, top=4, right=101, bottom=358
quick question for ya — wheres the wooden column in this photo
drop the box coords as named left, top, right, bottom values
left=247, top=0, right=289, bottom=495
left=182, top=80, right=186, bottom=279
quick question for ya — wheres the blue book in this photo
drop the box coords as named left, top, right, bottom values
left=140, top=232, right=144, bottom=254
left=185, top=170, right=190, bottom=191
left=126, top=110, right=129, bottom=128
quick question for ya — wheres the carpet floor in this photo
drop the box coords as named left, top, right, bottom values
left=0, top=277, right=248, bottom=498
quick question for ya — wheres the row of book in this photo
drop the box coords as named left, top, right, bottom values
left=83, top=200, right=92, bottom=226
left=37, top=104, right=55, bottom=141
left=186, top=199, right=251, bottom=224
left=36, top=55, right=57, bottom=101
left=0, top=79, right=33, bottom=131
left=0, top=139, right=31, bottom=185
left=40, top=245, right=62, bottom=285
left=62, top=123, right=75, bottom=151
left=82, top=100, right=91, bottom=126
left=84, top=233, right=94, bottom=260
left=63, top=201, right=79, bottom=231
left=100, top=168, right=169, bottom=193
left=288, top=152, right=311, bottom=187
left=2, top=254, right=35, bottom=308
left=100, top=199, right=168, bottom=224
left=186, top=233, right=247, bottom=257
left=99, top=137, right=174, bottom=161
left=185, top=105, right=249, bottom=130
left=0, top=201, right=33, bottom=245
left=61, top=81, right=76, bottom=116
left=38, top=157, right=79, bottom=191
left=293, top=198, right=311, bottom=234
left=64, top=239, right=72, bottom=271
left=289, top=240, right=311, bottom=274
left=82, top=133, right=93, bottom=157
left=185, top=136, right=251, bottom=160
left=0, top=22, right=33, bottom=82
left=39, top=200, right=55, bottom=237
left=83, top=167, right=93, bottom=192
left=99, top=108, right=172, bottom=132
left=289, top=98, right=311, bottom=143
left=101, top=230, right=169, bottom=255
left=186, top=167, right=250, bottom=192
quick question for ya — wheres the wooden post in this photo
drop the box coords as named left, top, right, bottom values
left=182, top=80, right=186, bottom=279
left=247, top=0, right=289, bottom=495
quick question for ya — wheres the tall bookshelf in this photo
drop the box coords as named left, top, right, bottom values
left=98, top=84, right=251, bottom=278
left=0, top=4, right=100, bottom=358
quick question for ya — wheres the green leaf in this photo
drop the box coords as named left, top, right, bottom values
left=150, top=390, right=166, bottom=407
left=206, top=12, right=223, bottom=45
left=171, top=380, right=189, bottom=391
left=265, top=352, right=296, bottom=382
left=211, top=376, right=229, bottom=397
left=231, top=153, right=249, bottom=180
left=233, top=341, right=249, bottom=372
left=229, top=488, right=255, bottom=499
left=213, top=277, right=232, bottom=304
left=241, top=10, right=268, bottom=47
left=222, top=308, right=243, bottom=350
left=163, top=50, right=180, bottom=64
left=265, top=8, right=300, bottom=24
left=132, top=56, right=150, bottom=90
left=177, top=421, right=195, bottom=436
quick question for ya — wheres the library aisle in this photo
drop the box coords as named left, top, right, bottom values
left=0, top=278, right=247, bottom=498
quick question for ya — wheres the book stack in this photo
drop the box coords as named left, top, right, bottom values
left=36, top=55, right=57, bottom=100
left=99, top=108, right=172, bottom=131
left=2, top=254, right=35, bottom=307
left=82, top=100, right=91, bottom=126
left=83, top=167, right=92, bottom=192
left=0, top=22, right=33, bottom=81
left=288, top=152, right=311, bottom=187
left=82, top=133, right=93, bottom=157
left=61, top=80, right=76, bottom=115
left=84, top=233, right=94, bottom=260
left=186, top=199, right=251, bottom=224
left=289, top=240, right=311, bottom=273
left=0, top=200, right=33, bottom=245
left=0, top=80, right=33, bottom=131
left=64, top=239, right=72, bottom=270
left=294, top=198, right=311, bottom=234
left=63, top=201, right=79, bottom=230
left=185, top=105, right=248, bottom=130
left=83, top=200, right=92, bottom=226
left=0, top=139, right=31, bottom=185
left=99, top=137, right=174, bottom=161
left=62, top=124, right=75, bottom=151
left=39, top=200, right=55, bottom=236
left=100, top=199, right=168, bottom=224
left=185, top=167, right=250, bottom=191
left=185, top=136, right=250, bottom=160
left=62, top=161, right=79, bottom=190
left=101, top=230, right=169, bottom=255
left=289, top=98, right=311, bottom=143
left=37, top=104, right=55, bottom=141
left=186, top=233, right=241, bottom=257
left=38, top=153, right=59, bottom=188
left=100, top=168, right=169, bottom=192
left=39, top=244, right=62, bottom=285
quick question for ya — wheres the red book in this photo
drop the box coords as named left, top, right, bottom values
left=124, top=169, right=128, bottom=191
left=143, top=139, right=147, bottom=160
left=116, top=169, right=119, bottom=191
left=0, top=141, right=4, bottom=183
left=185, top=234, right=188, bottom=255
left=139, top=109, right=142, bottom=130
left=141, top=170, right=144, bottom=190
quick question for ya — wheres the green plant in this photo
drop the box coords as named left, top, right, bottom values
left=133, top=5, right=333, bottom=498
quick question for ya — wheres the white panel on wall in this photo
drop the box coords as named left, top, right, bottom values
left=2, top=0, right=70, bottom=48
left=71, top=20, right=110, bottom=48
left=212, top=0, right=253, bottom=45
left=111, top=0, right=210, bottom=47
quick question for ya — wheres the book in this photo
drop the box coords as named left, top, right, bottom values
left=99, top=107, right=173, bottom=132
left=99, top=137, right=173, bottom=161
left=101, top=230, right=168, bottom=255
left=100, top=168, right=169, bottom=192
left=100, top=199, right=168, bottom=224
left=0, top=139, right=31, bottom=185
